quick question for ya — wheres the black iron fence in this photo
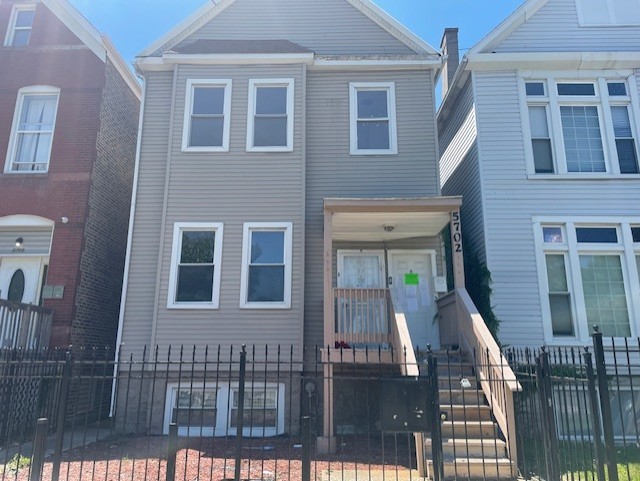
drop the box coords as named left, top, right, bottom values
left=0, top=332, right=639, bottom=481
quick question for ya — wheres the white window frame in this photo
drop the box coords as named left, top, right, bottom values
left=246, top=79, right=294, bottom=152
left=534, top=217, right=640, bottom=345
left=240, top=222, right=293, bottom=309
left=576, top=0, right=640, bottom=27
left=167, top=222, right=224, bottom=310
left=4, top=85, right=60, bottom=174
left=519, top=73, right=640, bottom=179
left=163, top=382, right=285, bottom=437
left=349, top=82, right=398, bottom=155
left=181, top=79, right=232, bottom=152
left=4, top=5, right=35, bottom=47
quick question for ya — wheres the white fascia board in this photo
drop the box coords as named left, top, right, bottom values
left=102, top=35, right=142, bottom=100
left=466, top=52, right=640, bottom=71
left=42, top=0, right=106, bottom=61
left=466, top=0, right=548, bottom=56
left=346, top=0, right=438, bottom=55
left=311, top=58, right=441, bottom=71
left=137, top=0, right=230, bottom=58
left=163, top=52, right=315, bottom=65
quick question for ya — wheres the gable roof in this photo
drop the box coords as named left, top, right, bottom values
left=40, top=0, right=141, bottom=99
left=138, top=0, right=438, bottom=57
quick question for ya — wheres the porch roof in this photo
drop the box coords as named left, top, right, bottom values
left=323, top=196, right=462, bottom=242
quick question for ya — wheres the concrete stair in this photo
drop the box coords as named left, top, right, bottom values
left=425, top=350, right=515, bottom=480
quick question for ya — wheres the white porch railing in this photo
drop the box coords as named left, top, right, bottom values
left=0, top=300, right=53, bottom=349
left=333, top=288, right=391, bottom=346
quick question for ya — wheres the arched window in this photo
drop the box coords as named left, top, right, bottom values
left=7, top=269, right=25, bottom=303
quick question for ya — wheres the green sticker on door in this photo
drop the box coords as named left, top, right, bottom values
left=404, top=273, right=419, bottom=285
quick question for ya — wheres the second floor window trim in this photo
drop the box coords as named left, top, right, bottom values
left=4, top=86, right=60, bottom=174
left=182, top=79, right=232, bottom=152
left=521, top=74, right=640, bottom=177
left=246, top=79, right=294, bottom=152
left=349, top=82, right=398, bottom=155
left=4, top=5, right=35, bottom=47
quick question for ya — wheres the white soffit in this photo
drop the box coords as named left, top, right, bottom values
left=332, top=212, right=450, bottom=242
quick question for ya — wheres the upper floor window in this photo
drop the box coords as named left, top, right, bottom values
left=167, top=223, right=224, bottom=309
left=4, top=86, right=60, bottom=174
left=246, top=79, right=294, bottom=152
left=577, top=0, right=640, bottom=26
left=182, top=79, right=232, bottom=152
left=4, top=6, right=35, bottom=47
left=240, top=222, right=292, bottom=309
left=523, top=77, right=639, bottom=176
left=349, top=82, right=398, bottom=155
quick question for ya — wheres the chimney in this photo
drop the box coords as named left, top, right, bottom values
left=440, top=28, right=459, bottom=101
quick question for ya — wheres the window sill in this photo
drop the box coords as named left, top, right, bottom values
left=240, top=302, right=291, bottom=310
left=181, top=146, right=229, bottom=153
left=350, top=150, right=398, bottom=156
left=528, top=174, right=640, bottom=181
left=0, top=171, right=49, bottom=178
left=166, top=302, right=219, bottom=310
left=246, top=146, right=293, bottom=153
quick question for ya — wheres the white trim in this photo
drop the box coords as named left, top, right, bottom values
left=336, top=250, right=386, bottom=288
left=167, top=222, right=224, bottom=310
left=4, top=4, right=35, bottom=47
left=466, top=52, right=640, bottom=71
left=533, top=216, right=640, bottom=345
left=4, top=86, right=60, bottom=174
left=0, top=215, right=54, bottom=228
left=240, top=222, right=293, bottom=309
left=137, top=0, right=436, bottom=59
left=181, top=79, right=232, bottom=152
left=111, top=78, right=145, bottom=417
left=246, top=79, right=294, bottom=153
left=163, top=382, right=286, bottom=437
left=311, top=58, right=440, bottom=70
left=349, top=82, right=398, bottom=155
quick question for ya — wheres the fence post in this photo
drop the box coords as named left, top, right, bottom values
left=592, top=327, right=619, bottom=481
left=166, top=423, right=178, bottom=481
left=301, top=416, right=311, bottom=481
left=234, top=345, right=247, bottom=481
left=51, top=350, right=73, bottom=481
left=536, top=351, right=560, bottom=481
left=427, top=351, right=444, bottom=481
left=30, top=418, right=48, bottom=481
left=583, top=348, right=606, bottom=481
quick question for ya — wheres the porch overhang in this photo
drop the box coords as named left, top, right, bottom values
left=324, top=197, right=462, bottom=242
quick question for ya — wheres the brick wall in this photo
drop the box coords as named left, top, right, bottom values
left=72, top=60, right=139, bottom=348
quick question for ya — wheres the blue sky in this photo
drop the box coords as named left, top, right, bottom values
left=69, top=0, right=525, bottom=63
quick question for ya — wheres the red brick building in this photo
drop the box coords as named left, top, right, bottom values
left=0, top=0, right=140, bottom=348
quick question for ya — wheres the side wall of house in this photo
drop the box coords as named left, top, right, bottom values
left=73, top=60, right=139, bottom=348
left=439, top=77, right=485, bottom=263
left=304, top=69, right=439, bottom=348
left=474, top=70, right=640, bottom=347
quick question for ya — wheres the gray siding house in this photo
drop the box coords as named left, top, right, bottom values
left=439, top=0, right=640, bottom=349
left=116, top=0, right=519, bottom=476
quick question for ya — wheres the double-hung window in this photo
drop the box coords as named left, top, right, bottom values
left=5, top=86, right=60, bottom=173
left=349, top=82, right=398, bottom=155
left=246, top=79, right=294, bottom=152
left=523, top=77, right=640, bottom=176
left=4, top=6, right=35, bottom=47
left=182, top=79, right=232, bottom=152
left=240, top=222, right=292, bottom=309
left=167, top=223, right=224, bottom=309
left=536, top=220, right=640, bottom=343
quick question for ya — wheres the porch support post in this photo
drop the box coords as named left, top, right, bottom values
left=450, top=210, right=465, bottom=289
left=318, top=208, right=336, bottom=454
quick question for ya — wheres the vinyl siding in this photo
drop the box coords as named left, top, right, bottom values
left=304, top=69, right=439, bottom=347
left=171, top=0, right=416, bottom=56
left=474, top=70, right=640, bottom=348
left=494, top=0, right=640, bottom=52
left=0, top=227, right=52, bottom=256
left=120, top=71, right=174, bottom=356
left=438, top=78, right=485, bottom=261
left=152, top=64, right=305, bottom=356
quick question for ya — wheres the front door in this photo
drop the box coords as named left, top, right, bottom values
left=388, top=251, right=439, bottom=350
left=0, top=257, right=44, bottom=304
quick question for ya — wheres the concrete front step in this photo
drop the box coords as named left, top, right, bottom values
left=440, top=404, right=492, bottom=422
left=427, top=457, right=515, bottom=480
left=425, top=437, right=508, bottom=458
left=438, top=376, right=478, bottom=390
left=439, top=389, right=487, bottom=405
left=441, top=420, right=498, bottom=438
left=433, top=363, right=475, bottom=377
